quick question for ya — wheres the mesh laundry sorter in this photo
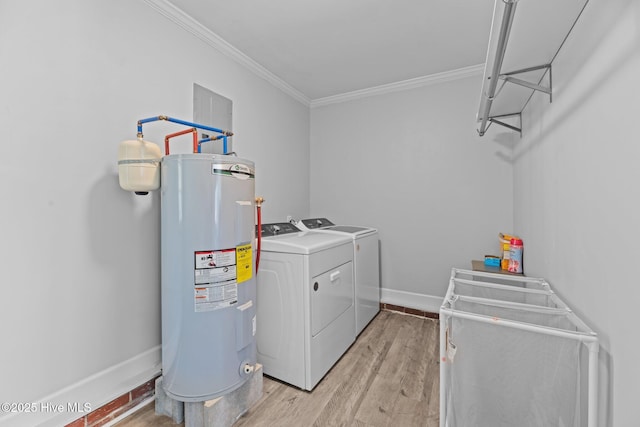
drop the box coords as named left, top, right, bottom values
left=439, top=268, right=599, bottom=427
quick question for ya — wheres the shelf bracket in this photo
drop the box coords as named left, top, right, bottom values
left=499, top=64, right=552, bottom=102
left=484, top=113, right=522, bottom=136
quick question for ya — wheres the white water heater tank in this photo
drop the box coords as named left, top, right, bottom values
left=117, top=138, right=162, bottom=193
left=160, top=154, right=257, bottom=402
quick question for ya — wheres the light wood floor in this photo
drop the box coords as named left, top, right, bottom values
left=117, top=310, right=440, bottom=426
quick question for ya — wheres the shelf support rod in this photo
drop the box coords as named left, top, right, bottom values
left=501, top=76, right=551, bottom=94
left=500, top=63, right=551, bottom=76
left=499, top=63, right=553, bottom=98
left=478, top=0, right=519, bottom=137
left=488, top=112, right=522, bottom=136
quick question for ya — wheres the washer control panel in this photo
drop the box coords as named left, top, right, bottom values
left=260, top=222, right=301, bottom=237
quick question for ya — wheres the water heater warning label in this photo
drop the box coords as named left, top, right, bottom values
left=195, top=265, right=237, bottom=284
left=236, top=244, right=252, bottom=283
left=194, top=282, right=238, bottom=312
left=194, top=249, right=238, bottom=312
left=195, top=249, right=235, bottom=269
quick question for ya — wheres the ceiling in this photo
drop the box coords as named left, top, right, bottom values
left=164, top=0, right=496, bottom=101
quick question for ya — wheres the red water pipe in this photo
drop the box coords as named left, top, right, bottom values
left=255, top=197, right=264, bottom=273
left=164, top=128, right=198, bottom=154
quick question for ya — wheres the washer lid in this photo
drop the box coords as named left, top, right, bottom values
left=322, top=225, right=375, bottom=234
left=261, top=230, right=351, bottom=254
left=301, top=218, right=334, bottom=229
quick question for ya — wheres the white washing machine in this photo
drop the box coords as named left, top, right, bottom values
left=300, top=218, right=380, bottom=336
left=256, top=222, right=355, bottom=391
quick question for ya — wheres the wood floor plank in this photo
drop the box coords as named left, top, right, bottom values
left=397, top=317, right=428, bottom=393
left=356, top=315, right=426, bottom=422
left=311, top=340, right=391, bottom=426
left=393, top=393, right=431, bottom=427
left=237, top=379, right=323, bottom=426
left=400, top=318, right=436, bottom=401
left=353, top=375, right=397, bottom=426
left=389, top=318, right=440, bottom=426
left=116, top=310, right=440, bottom=427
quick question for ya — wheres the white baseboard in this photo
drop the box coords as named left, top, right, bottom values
left=381, top=288, right=443, bottom=314
left=0, top=346, right=161, bottom=427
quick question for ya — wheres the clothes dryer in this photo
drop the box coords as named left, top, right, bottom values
left=256, top=222, right=355, bottom=391
left=300, top=218, right=380, bottom=336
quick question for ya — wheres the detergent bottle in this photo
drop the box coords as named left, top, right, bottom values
left=508, top=238, right=523, bottom=274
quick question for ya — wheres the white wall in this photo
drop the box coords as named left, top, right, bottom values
left=310, top=75, right=514, bottom=311
left=4, top=0, right=633, bottom=424
left=510, top=0, right=639, bottom=425
left=0, top=1, right=309, bottom=425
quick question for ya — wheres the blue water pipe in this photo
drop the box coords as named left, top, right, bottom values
left=197, top=135, right=228, bottom=154
left=137, top=115, right=233, bottom=154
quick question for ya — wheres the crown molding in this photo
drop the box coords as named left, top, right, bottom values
left=310, top=64, right=485, bottom=108
left=142, top=0, right=311, bottom=107
left=143, top=1, right=484, bottom=110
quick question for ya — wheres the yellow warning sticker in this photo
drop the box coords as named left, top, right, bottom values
left=236, top=244, right=253, bottom=283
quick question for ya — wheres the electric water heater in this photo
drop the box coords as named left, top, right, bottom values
left=160, top=153, right=257, bottom=402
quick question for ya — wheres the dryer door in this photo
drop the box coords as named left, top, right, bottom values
left=310, top=260, right=354, bottom=337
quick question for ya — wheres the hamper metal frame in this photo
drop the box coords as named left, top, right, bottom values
left=439, top=268, right=599, bottom=427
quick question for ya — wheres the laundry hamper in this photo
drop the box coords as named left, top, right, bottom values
left=439, top=269, right=598, bottom=427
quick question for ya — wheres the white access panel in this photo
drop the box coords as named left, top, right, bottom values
left=257, top=240, right=355, bottom=391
